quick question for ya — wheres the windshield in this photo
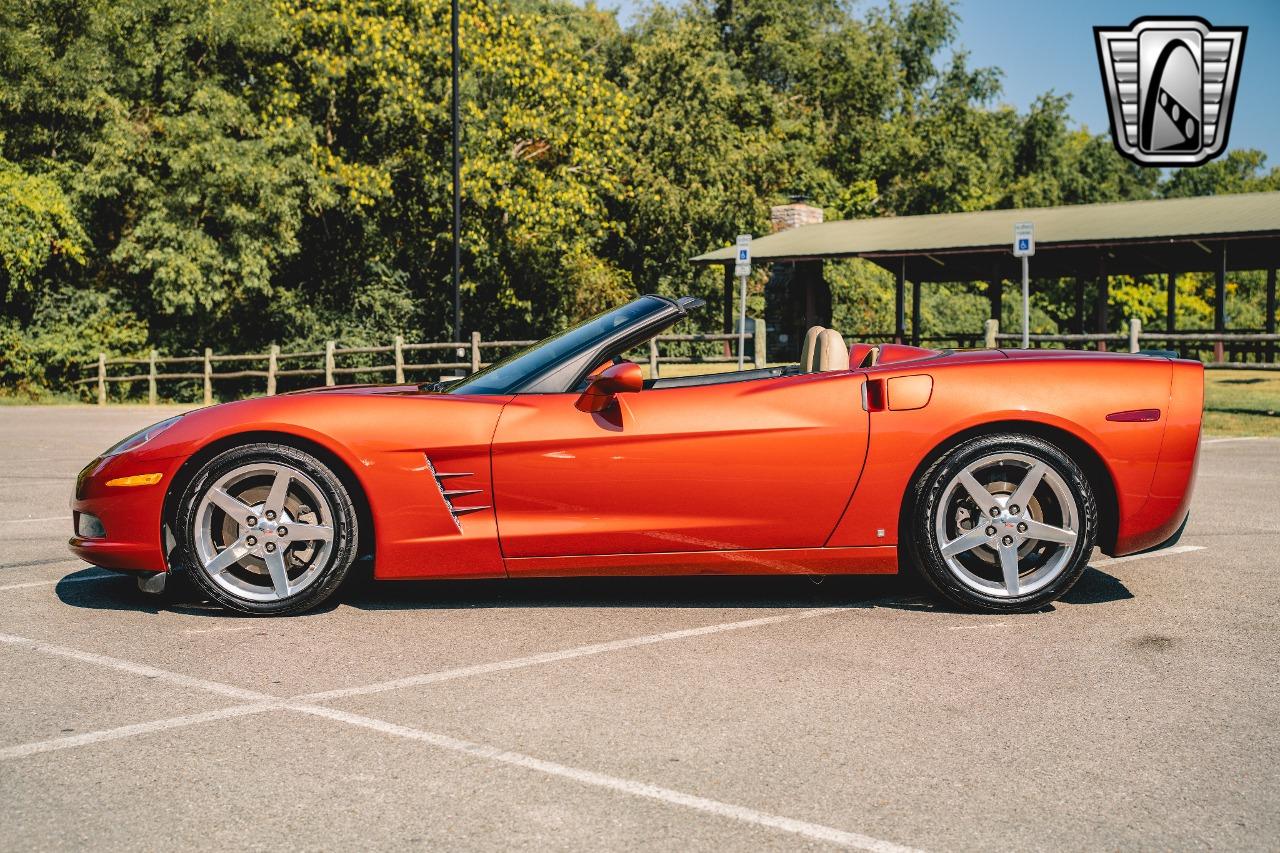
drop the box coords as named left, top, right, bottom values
left=448, top=296, right=671, bottom=395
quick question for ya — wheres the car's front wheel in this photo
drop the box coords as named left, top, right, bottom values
left=173, top=443, right=359, bottom=615
left=908, top=433, right=1098, bottom=613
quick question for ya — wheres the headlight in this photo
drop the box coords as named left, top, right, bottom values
left=102, top=416, right=183, bottom=457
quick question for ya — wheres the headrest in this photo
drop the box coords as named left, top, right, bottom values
left=800, top=326, right=825, bottom=373
left=815, top=329, right=850, bottom=372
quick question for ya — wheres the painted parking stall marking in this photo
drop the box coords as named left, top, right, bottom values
left=0, top=627, right=919, bottom=852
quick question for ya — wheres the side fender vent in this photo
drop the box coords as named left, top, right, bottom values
left=424, top=455, right=491, bottom=532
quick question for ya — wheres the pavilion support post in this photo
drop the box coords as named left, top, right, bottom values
left=1166, top=272, right=1178, bottom=333
left=1214, top=244, right=1227, bottom=363
left=1073, top=276, right=1085, bottom=334
left=1266, top=268, right=1277, bottom=363
left=894, top=258, right=906, bottom=345
left=989, top=278, right=1003, bottom=323
left=722, top=264, right=735, bottom=334
left=1095, top=260, right=1109, bottom=353
left=911, top=279, right=922, bottom=347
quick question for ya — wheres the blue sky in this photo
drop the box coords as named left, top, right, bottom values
left=590, top=0, right=1279, bottom=163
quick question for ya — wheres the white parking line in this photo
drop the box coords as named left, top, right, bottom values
left=0, top=516, right=72, bottom=524
left=1090, top=544, right=1204, bottom=567
left=0, top=702, right=284, bottom=761
left=0, top=634, right=271, bottom=702
left=1201, top=436, right=1261, bottom=445
left=296, top=702, right=922, bottom=853
left=0, top=629, right=918, bottom=852
left=0, top=574, right=115, bottom=592
left=298, top=607, right=850, bottom=702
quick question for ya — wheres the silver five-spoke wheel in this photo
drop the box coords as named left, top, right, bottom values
left=935, top=452, right=1079, bottom=598
left=176, top=443, right=359, bottom=614
left=195, top=463, right=335, bottom=602
left=910, top=433, right=1097, bottom=612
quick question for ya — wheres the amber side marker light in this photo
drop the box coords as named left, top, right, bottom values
left=105, top=473, right=164, bottom=487
left=1106, top=409, right=1161, bottom=423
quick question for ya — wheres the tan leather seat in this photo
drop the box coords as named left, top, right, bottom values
left=814, top=329, right=850, bottom=371
left=799, top=325, right=825, bottom=373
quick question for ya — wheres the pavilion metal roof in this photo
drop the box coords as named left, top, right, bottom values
left=692, top=191, right=1280, bottom=280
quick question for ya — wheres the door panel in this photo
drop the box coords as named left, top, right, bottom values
left=491, top=373, right=869, bottom=560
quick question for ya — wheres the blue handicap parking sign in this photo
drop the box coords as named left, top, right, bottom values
left=738, top=249, right=749, bottom=260
left=1017, top=238, right=1029, bottom=251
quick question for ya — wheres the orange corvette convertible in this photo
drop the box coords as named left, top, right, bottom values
left=71, top=295, right=1202, bottom=615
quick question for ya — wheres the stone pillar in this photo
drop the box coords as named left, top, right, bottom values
left=763, top=202, right=826, bottom=362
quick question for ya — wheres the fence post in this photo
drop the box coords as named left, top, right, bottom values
left=147, top=349, right=157, bottom=405
left=96, top=353, right=107, bottom=406
left=753, top=318, right=767, bottom=368
left=267, top=344, right=279, bottom=395
left=394, top=335, right=405, bottom=383
left=648, top=337, right=659, bottom=379
left=203, top=348, right=213, bottom=405
left=470, top=331, right=481, bottom=373
left=984, top=318, right=999, bottom=349
left=1128, top=318, right=1141, bottom=353
left=325, top=341, right=335, bottom=385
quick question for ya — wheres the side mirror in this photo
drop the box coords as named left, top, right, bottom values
left=576, top=362, right=643, bottom=413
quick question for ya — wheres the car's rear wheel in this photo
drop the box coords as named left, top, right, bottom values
left=173, top=443, right=358, bottom=615
left=908, top=433, right=1097, bottom=612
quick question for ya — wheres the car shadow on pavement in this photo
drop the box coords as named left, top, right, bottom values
left=1059, top=565, right=1135, bottom=605
left=56, top=562, right=1132, bottom=616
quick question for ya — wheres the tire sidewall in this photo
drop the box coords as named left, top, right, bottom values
left=908, top=433, right=1097, bottom=613
left=173, top=443, right=358, bottom=615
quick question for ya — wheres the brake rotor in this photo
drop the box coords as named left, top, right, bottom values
left=953, top=478, right=1045, bottom=566
left=214, top=483, right=320, bottom=578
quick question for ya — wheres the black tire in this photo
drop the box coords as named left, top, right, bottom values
left=906, top=433, right=1098, bottom=613
left=173, top=443, right=359, bottom=615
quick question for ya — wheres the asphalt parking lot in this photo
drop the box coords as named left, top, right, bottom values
left=1, top=406, right=1277, bottom=851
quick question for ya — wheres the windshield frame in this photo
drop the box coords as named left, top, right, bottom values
left=445, top=295, right=686, bottom=396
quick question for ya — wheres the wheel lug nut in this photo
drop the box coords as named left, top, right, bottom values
left=989, top=506, right=1001, bottom=517
left=246, top=536, right=257, bottom=546
left=985, top=526, right=997, bottom=536
left=266, top=510, right=276, bottom=521
left=277, top=526, right=287, bottom=537
left=1009, top=504, right=1020, bottom=515
left=246, top=516, right=257, bottom=526
left=265, top=542, right=276, bottom=553
left=1002, top=535, right=1014, bottom=546
left=1017, top=522, right=1028, bottom=533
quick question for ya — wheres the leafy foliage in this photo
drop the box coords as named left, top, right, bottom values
left=0, top=0, right=1276, bottom=397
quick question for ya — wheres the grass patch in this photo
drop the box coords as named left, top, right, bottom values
left=0, top=389, right=86, bottom=405
left=1203, top=369, right=1280, bottom=437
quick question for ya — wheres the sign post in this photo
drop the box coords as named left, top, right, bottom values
left=1013, top=222, right=1035, bottom=348
left=735, top=234, right=752, bottom=370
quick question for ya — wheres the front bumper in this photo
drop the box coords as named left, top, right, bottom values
left=68, top=453, right=186, bottom=573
